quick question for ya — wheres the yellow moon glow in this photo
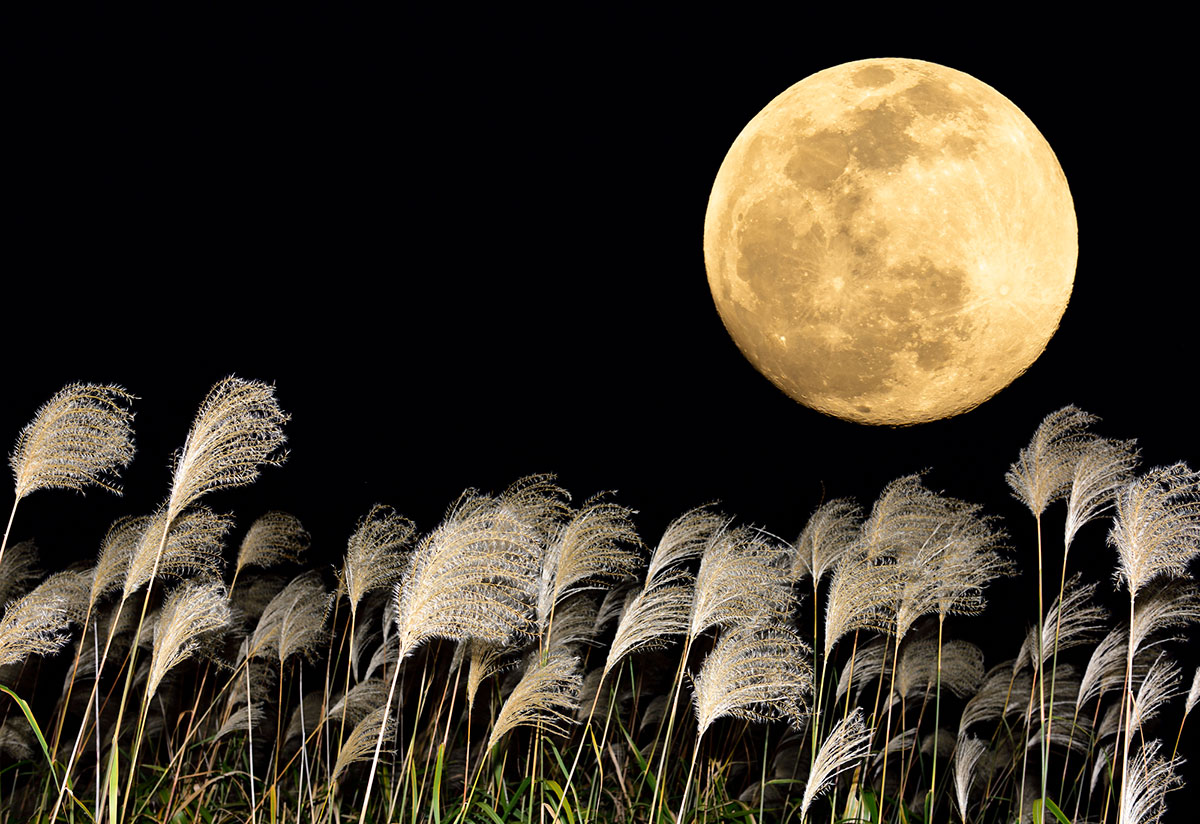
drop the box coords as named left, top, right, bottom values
left=704, top=58, right=1076, bottom=425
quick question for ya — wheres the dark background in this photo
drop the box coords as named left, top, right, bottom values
left=4, top=7, right=1196, bottom=787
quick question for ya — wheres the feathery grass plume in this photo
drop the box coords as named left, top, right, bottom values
left=1064, top=437, right=1139, bottom=553
left=689, top=523, right=791, bottom=640
left=466, top=640, right=510, bottom=712
left=90, top=516, right=145, bottom=609
left=800, top=708, right=872, bottom=820
left=394, top=485, right=545, bottom=660
left=1078, top=627, right=1141, bottom=711
left=277, top=574, right=330, bottom=666
left=487, top=649, right=581, bottom=751
left=1006, top=405, right=1098, bottom=516
left=602, top=507, right=725, bottom=676
left=1187, top=667, right=1200, bottom=716
left=332, top=705, right=395, bottom=784
left=342, top=503, right=415, bottom=617
left=217, top=703, right=266, bottom=741
left=1120, top=739, right=1182, bottom=824
left=594, top=576, right=636, bottom=632
left=1014, top=575, right=1106, bottom=672
left=164, top=376, right=288, bottom=523
left=691, top=621, right=810, bottom=738
left=37, top=568, right=92, bottom=626
left=835, top=637, right=890, bottom=705
left=1129, top=580, right=1200, bottom=655
left=1109, top=463, right=1200, bottom=596
left=233, top=511, right=310, bottom=583
left=325, top=679, right=389, bottom=728
left=858, top=474, right=967, bottom=561
left=604, top=568, right=694, bottom=676
left=146, top=580, right=232, bottom=699
left=285, top=690, right=326, bottom=745
left=8, top=383, right=135, bottom=508
left=0, top=583, right=69, bottom=666
left=896, top=637, right=983, bottom=701
left=545, top=594, right=599, bottom=650
left=822, top=549, right=903, bottom=659
left=1129, top=654, right=1181, bottom=736
left=953, top=735, right=988, bottom=820
left=231, top=572, right=288, bottom=629
left=0, top=540, right=42, bottom=607
left=790, top=497, right=861, bottom=583
left=123, top=506, right=232, bottom=598
left=959, top=663, right=1032, bottom=733
left=1024, top=674, right=1091, bottom=753
left=535, top=494, right=640, bottom=634
left=251, top=571, right=328, bottom=662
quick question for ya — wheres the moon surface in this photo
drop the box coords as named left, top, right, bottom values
left=704, top=58, right=1076, bottom=425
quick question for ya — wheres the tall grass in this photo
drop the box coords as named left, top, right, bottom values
left=0, top=389, right=1193, bottom=823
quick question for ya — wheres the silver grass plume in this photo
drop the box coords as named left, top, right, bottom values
left=1006, top=405, right=1098, bottom=517
left=604, top=569, right=693, bottom=676
left=466, top=640, right=510, bottom=712
left=790, top=498, right=861, bottom=583
left=325, top=679, right=389, bottom=728
left=0, top=540, right=41, bottom=605
left=896, top=637, right=983, bottom=701
left=545, top=595, right=599, bottom=650
left=603, top=507, right=725, bottom=676
left=146, top=579, right=232, bottom=699
left=536, top=494, right=640, bottom=636
left=37, top=569, right=91, bottom=626
left=0, top=582, right=69, bottom=665
left=1024, top=675, right=1091, bottom=754
left=1120, top=739, right=1182, bottom=824
left=800, top=708, right=872, bottom=820
left=332, top=705, right=394, bottom=784
left=251, top=571, right=328, bottom=663
left=691, top=620, right=810, bottom=739
left=1109, top=463, right=1200, bottom=596
left=342, top=504, right=415, bottom=617
left=285, top=691, right=325, bottom=745
left=1186, top=667, right=1200, bottom=716
left=1129, top=654, right=1181, bottom=736
left=1064, top=437, right=1139, bottom=553
left=9, top=383, right=136, bottom=500
left=858, top=474, right=966, bottom=561
left=216, top=703, right=265, bottom=741
left=164, top=376, right=288, bottom=523
left=689, top=523, right=792, bottom=640
left=1015, top=574, right=1106, bottom=672
left=835, top=637, right=890, bottom=705
left=487, top=649, right=581, bottom=751
left=394, top=484, right=546, bottom=659
left=960, top=663, right=1032, bottom=734
left=1130, top=580, right=1200, bottom=655
left=91, top=516, right=145, bottom=608
left=231, top=573, right=287, bottom=628
left=123, top=507, right=231, bottom=598
left=233, top=511, right=310, bottom=580
left=823, top=549, right=903, bottom=659
left=1078, top=627, right=1141, bottom=710
left=953, top=736, right=988, bottom=819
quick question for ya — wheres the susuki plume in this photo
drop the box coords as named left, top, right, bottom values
left=487, top=650, right=581, bottom=751
left=1120, top=739, right=1182, bottom=824
left=1015, top=574, right=1105, bottom=671
left=1129, top=654, right=1181, bottom=736
left=0, top=582, right=70, bottom=666
left=691, top=620, right=810, bottom=738
left=146, top=580, right=232, bottom=699
left=954, top=736, right=988, bottom=819
left=123, top=507, right=232, bottom=598
left=251, top=571, right=328, bottom=663
left=790, top=497, right=861, bottom=583
left=1064, top=436, right=1139, bottom=553
left=332, top=706, right=394, bottom=784
left=91, top=516, right=145, bottom=608
left=1109, top=463, right=1200, bottom=596
left=689, top=524, right=791, bottom=640
left=1006, top=405, right=1097, bottom=517
left=9, top=382, right=136, bottom=500
left=0, top=540, right=41, bottom=605
left=164, top=376, right=288, bottom=522
left=394, top=478, right=554, bottom=659
left=799, top=708, right=872, bottom=820
left=233, top=511, right=310, bottom=581
left=536, top=494, right=640, bottom=634
left=342, top=504, right=415, bottom=616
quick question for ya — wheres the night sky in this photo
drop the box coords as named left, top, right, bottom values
left=5, top=10, right=1195, bottom=727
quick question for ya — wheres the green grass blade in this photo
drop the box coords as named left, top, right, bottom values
left=0, top=684, right=61, bottom=787
left=1042, top=797, right=1072, bottom=824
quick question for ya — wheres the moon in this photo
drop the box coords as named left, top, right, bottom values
left=703, top=58, right=1076, bottom=425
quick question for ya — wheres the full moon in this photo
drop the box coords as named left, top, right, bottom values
left=704, top=58, right=1076, bottom=425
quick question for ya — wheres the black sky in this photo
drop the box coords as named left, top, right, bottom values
left=4, top=11, right=1195, bottom=683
